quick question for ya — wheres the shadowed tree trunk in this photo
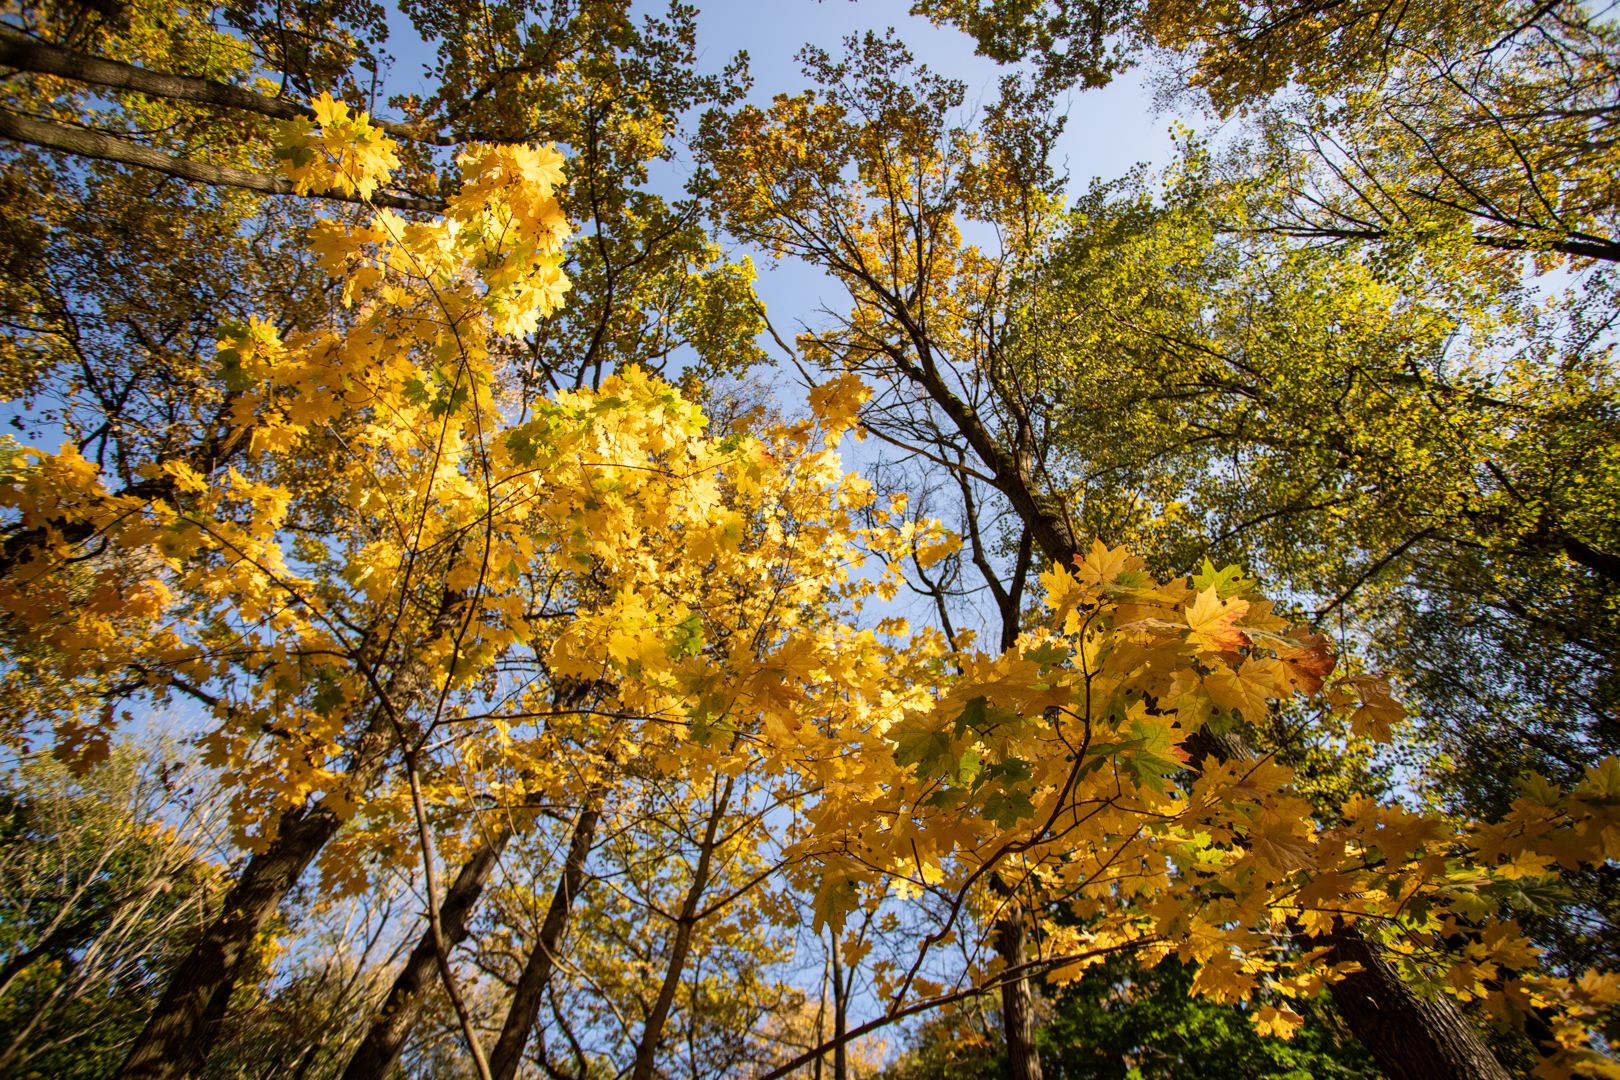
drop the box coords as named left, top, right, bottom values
left=873, top=313, right=1514, bottom=1080
left=112, top=590, right=467, bottom=1080
left=992, top=876, right=1043, bottom=1080
left=830, top=932, right=848, bottom=1080
left=487, top=785, right=608, bottom=1080
left=1324, top=924, right=1515, bottom=1080
left=341, top=825, right=512, bottom=1080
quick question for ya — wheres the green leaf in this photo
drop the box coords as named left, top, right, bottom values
left=979, top=758, right=1032, bottom=788
left=953, top=695, right=1018, bottom=738
left=1022, top=643, right=1069, bottom=666
left=953, top=695, right=988, bottom=738
left=664, top=611, right=706, bottom=659
left=981, top=788, right=1036, bottom=828
left=894, top=717, right=955, bottom=775
left=1191, top=559, right=1257, bottom=598
left=504, top=421, right=546, bottom=466
left=403, top=375, right=431, bottom=407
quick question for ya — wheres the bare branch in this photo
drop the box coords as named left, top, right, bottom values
left=0, top=108, right=446, bottom=213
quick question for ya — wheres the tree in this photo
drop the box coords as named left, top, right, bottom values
left=1008, top=140, right=1620, bottom=969
left=1, top=0, right=764, bottom=1074
left=693, top=29, right=1618, bottom=1080
left=0, top=743, right=231, bottom=1078
left=2, top=6, right=1619, bottom=1080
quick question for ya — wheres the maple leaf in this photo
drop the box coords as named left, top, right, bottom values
left=1279, top=633, right=1336, bottom=694
left=1247, top=817, right=1317, bottom=871
left=1072, top=539, right=1139, bottom=585
left=1342, top=673, right=1406, bottom=742
left=1253, top=1005, right=1305, bottom=1040
left=1118, top=616, right=1182, bottom=635
left=1191, top=558, right=1258, bottom=599
left=1183, top=587, right=1252, bottom=653
left=893, top=714, right=956, bottom=775
left=807, top=372, right=872, bottom=434
left=1203, top=657, right=1291, bottom=722
left=980, top=788, right=1036, bottom=827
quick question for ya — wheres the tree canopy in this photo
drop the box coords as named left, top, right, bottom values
left=0, top=2, right=1616, bottom=1079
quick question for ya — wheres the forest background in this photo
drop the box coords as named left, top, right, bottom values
left=0, top=0, right=1617, bottom=1079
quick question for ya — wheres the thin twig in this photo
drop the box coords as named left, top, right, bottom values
left=406, top=754, right=494, bottom=1080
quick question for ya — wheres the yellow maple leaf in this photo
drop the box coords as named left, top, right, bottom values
left=1254, top=1005, right=1305, bottom=1039
left=311, top=91, right=349, bottom=126
left=1343, top=674, right=1406, bottom=742
left=1184, top=587, right=1251, bottom=653
left=807, top=373, right=872, bottom=435
left=1204, top=657, right=1291, bottom=722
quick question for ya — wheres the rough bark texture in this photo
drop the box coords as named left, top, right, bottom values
left=830, top=935, right=848, bottom=1080
left=112, top=591, right=466, bottom=1080
left=771, top=152, right=1516, bottom=1080
left=341, top=826, right=513, bottom=1080
left=487, top=790, right=606, bottom=1080
left=111, top=800, right=353, bottom=1080
left=1325, top=925, right=1515, bottom=1080
left=992, top=879, right=1043, bottom=1080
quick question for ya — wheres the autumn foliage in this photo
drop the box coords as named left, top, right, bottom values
left=1, top=2, right=1618, bottom=1079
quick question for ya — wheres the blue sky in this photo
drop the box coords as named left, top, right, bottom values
left=377, top=0, right=1182, bottom=351
left=672, top=0, right=1181, bottom=349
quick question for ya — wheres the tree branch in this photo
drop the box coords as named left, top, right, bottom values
left=0, top=36, right=449, bottom=144
left=0, top=108, right=446, bottom=213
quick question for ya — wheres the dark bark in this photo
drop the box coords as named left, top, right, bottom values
left=884, top=335, right=1078, bottom=569
left=830, top=934, right=848, bottom=1080
left=0, top=108, right=445, bottom=212
left=1324, top=923, right=1514, bottom=1080
left=743, top=130, right=1518, bottom=1080
left=487, top=788, right=607, bottom=1080
left=992, top=877, right=1043, bottom=1080
left=1185, top=731, right=1510, bottom=1080
left=1259, top=222, right=1620, bottom=266
left=341, top=825, right=513, bottom=1080
left=888, top=302, right=1510, bottom=1080
left=626, top=776, right=736, bottom=1080
left=111, top=800, right=353, bottom=1080
left=0, top=36, right=439, bottom=142
left=1558, top=531, right=1620, bottom=587
left=112, top=590, right=467, bottom=1080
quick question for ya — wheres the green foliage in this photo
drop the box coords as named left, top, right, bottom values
left=881, top=955, right=1381, bottom=1080
left=0, top=747, right=223, bottom=1078
left=1037, top=955, right=1382, bottom=1080
left=1011, top=138, right=1620, bottom=966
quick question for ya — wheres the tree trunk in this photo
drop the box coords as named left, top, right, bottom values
left=0, top=107, right=444, bottom=212
left=111, top=800, right=353, bottom=1080
left=627, top=776, right=736, bottom=1080
left=992, top=876, right=1042, bottom=1080
left=341, top=824, right=513, bottom=1080
left=1324, top=924, right=1514, bottom=1080
left=112, top=590, right=467, bottom=1080
left=487, top=787, right=607, bottom=1080
left=846, top=190, right=1513, bottom=1080
left=830, top=933, right=848, bottom=1080
left=1184, top=718, right=1508, bottom=1080
left=346, top=679, right=601, bottom=1080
